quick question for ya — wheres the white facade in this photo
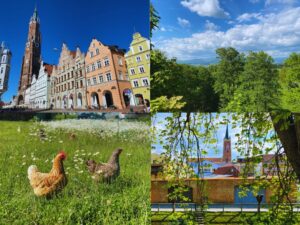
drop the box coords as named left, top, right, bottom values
left=25, top=62, right=53, bottom=109
left=0, top=42, right=12, bottom=100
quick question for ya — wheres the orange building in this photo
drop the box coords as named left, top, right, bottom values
left=85, top=39, right=134, bottom=110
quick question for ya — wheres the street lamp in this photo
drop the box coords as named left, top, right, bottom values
left=256, top=194, right=264, bottom=214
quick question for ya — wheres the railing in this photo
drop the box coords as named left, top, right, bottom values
left=151, top=202, right=300, bottom=212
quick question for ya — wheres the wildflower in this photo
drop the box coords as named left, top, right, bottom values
left=78, top=170, right=83, bottom=174
left=59, top=140, right=63, bottom=143
left=22, top=162, right=26, bottom=166
left=22, top=155, right=26, bottom=158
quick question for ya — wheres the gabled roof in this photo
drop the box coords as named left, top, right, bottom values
left=189, top=157, right=224, bottom=163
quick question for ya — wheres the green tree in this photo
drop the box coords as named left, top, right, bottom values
left=227, top=51, right=280, bottom=112
left=280, top=53, right=300, bottom=112
left=212, top=47, right=245, bottom=109
left=150, top=3, right=160, bottom=39
left=151, top=50, right=219, bottom=112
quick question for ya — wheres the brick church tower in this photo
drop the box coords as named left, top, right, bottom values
left=223, top=124, right=231, bottom=163
left=17, top=7, right=41, bottom=105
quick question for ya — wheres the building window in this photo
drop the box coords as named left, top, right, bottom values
left=0, top=67, right=3, bottom=74
left=90, top=51, right=94, bottom=58
left=133, top=80, right=139, bottom=88
left=2, top=56, right=6, bottom=63
left=118, top=71, right=123, bottom=80
left=99, top=75, right=104, bottom=83
left=97, top=60, right=101, bottom=68
left=93, top=77, right=97, bottom=85
left=142, top=78, right=149, bottom=86
left=136, top=56, right=141, bottom=62
left=92, top=63, right=96, bottom=71
left=0, top=78, right=2, bottom=84
left=146, top=53, right=150, bottom=60
left=139, top=66, right=145, bottom=73
left=130, top=68, right=135, bottom=75
left=87, top=79, right=91, bottom=86
left=125, top=73, right=129, bottom=80
left=118, top=57, right=123, bottom=66
left=106, top=73, right=112, bottom=81
left=96, top=48, right=99, bottom=55
left=86, top=66, right=90, bottom=73
left=138, top=46, right=143, bottom=52
left=80, top=80, right=83, bottom=88
left=104, top=57, right=110, bottom=66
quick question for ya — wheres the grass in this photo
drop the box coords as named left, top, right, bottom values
left=152, top=211, right=300, bottom=225
left=0, top=119, right=150, bottom=225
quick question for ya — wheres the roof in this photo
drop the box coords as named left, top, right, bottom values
left=70, top=51, right=76, bottom=58
left=189, top=157, right=224, bottom=163
left=213, top=164, right=240, bottom=177
left=108, top=45, right=126, bottom=54
left=43, top=63, right=53, bottom=75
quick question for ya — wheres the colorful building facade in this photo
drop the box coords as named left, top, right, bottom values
left=50, top=44, right=86, bottom=109
left=85, top=38, right=134, bottom=110
left=125, top=33, right=150, bottom=105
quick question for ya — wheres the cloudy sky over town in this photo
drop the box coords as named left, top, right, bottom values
left=152, top=0, right=300, bottom=64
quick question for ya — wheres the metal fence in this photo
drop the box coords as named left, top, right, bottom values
left=151, top=202, right=300, bottom=212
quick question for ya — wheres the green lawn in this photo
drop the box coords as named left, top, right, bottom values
left=0, top=119, right=150, bottom=225
left=151, top=211, right=300, bottom=225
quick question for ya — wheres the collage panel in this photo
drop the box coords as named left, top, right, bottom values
left=151, top=112, right=300, bottom=224
left=0, top=0, right=151, bottom=224
left=0, top=112, right=150, bottom=224
left=150, top=0, right=300, bottom=225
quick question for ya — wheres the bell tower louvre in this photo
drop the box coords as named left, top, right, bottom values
left=17, top=6, right=41, bottom=105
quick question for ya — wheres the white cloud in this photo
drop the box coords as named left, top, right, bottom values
left=237, top=13, right=263, bottom=23
left=154, top=7, right=300, bottom=60
left=160, top=27, right=167, bottom=32
left=250, top=0, right=260, bottom=3
left=205, top=20, right=219, bottom=30
left=177, top=17, right=191, bottom=27
left=265, top=0, right=296, bottom=5
left=180, top=0, right=230, bottom=18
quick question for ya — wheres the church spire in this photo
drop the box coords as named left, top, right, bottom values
left=31, top=5, right=40, bottom=23
left=224, top=124, right=229, bottom=140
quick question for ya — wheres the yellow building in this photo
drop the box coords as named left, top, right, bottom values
left=125, top=33, right=150, bottom=105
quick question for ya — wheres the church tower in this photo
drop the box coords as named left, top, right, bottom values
left=223, top=124, right=231, bottom=163
left=17, top=6, right=41, bottom=104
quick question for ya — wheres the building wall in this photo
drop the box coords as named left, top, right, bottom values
left=0, top=44, right=12, bottom=98
left=50, top=44, right=86, bottom=109
left=125, top=33, right=150, bottom=104
left=85, top=39, right=133, bottom=110
left=151, top=178, right=276, bottom=204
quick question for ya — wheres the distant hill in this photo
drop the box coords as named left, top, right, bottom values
left=177, top=57, right=285, bottom=66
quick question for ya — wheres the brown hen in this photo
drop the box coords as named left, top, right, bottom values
left=27, top=151, right=68, bottom=198
left=86, top=148, right=122, bottom=183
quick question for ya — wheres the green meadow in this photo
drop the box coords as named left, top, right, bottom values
left=0, top=119, right=150, bottom=225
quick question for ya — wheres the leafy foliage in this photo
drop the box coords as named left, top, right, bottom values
left=151, top=50, right=219, bottom=112
left=280, top=53, right=300, bottom=112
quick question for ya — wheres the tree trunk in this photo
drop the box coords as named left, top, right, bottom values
left=271, top=113, right=300, bottom=181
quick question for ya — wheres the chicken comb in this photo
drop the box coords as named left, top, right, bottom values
left=58, top=151, right=67, bottom=160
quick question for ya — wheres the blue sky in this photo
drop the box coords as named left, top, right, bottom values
left=152, top=113, right=276, bottom=161
left=0, top=0, right=149, bottom=102
left=152, top=0, right=300, bottom=64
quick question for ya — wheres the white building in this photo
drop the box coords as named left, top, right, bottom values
left=25, top=62, right=53, bottom=109
left=0, top=42, right=12, bottom=101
